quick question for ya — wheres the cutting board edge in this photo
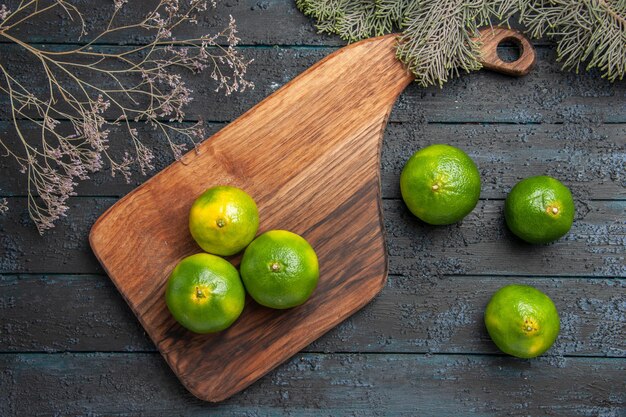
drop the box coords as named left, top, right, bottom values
left=88, top=33, right=406, bottom=402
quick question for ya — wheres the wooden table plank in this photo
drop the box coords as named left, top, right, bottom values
left=2, top=0, right=341, bottom=47
left=1, top=197, right=624, bottom=276
left=1, top=274, right=623, bottom=357
left=385, top=199, right=626, bottom=278
left=1, top=352, right=623, bottom=416
left=1, top=45, right=624, bottom=124
left=2, top=122, right=624, bottom=200
left=2, top=0, right=554, bottom=48
left=380, top=123, right=626, bottom=200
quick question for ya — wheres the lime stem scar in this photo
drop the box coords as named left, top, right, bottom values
left=216, top=218, right=225, bottom=228
left=270, top=262, right=281, bottom=272
left=547, top=205, right=559, bottom=215
left=523, top=318, right=537, bottom=333
left=432, top=183, right=440, bottom=191
left=195, top=286, right=205, bottom=298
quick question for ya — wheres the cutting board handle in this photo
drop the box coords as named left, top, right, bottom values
left=475, top=27, right=536, bottom=76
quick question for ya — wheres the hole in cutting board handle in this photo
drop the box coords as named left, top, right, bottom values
left=476, top=27, right=536, bottom=77
left=496, top=37, right=523, bottom=63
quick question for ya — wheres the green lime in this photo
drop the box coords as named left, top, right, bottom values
left=484, top=284, right=560, bottom=358
left=166, top=253, right=245, bottom=333
left=400, top=144, right=481, bottom=225
left=505, top=176, right=575, bottom=244
left=189, top=185, right=259, bottom=256
left=240, top=230, right=319, bottom=309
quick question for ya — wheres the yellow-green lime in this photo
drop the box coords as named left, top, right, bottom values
left=484, top=284, right=560, bottom=358
left=400, top=144, right=481, bottom=225
left=505, top=176, right=574, bottom=244
left=189, top=185, right=259, bottom=256
left=166, top=253, right=245, bottom=334
left=240, top=230, right=319, bottom=309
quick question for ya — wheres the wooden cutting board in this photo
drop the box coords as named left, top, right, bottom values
left=90, top=28, right=535, bottom=402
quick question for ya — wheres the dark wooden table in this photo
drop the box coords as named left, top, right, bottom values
left=1, top=2, right=625, bottom=416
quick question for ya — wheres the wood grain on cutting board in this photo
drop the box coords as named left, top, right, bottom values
left=90, top=35, right=413, bottom=401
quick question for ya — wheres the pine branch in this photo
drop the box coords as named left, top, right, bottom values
left=296, top=0, right=411, bottom=41
left=520, top=0, right=626, bottom=81
left=297, top=0, right=626, bottom=85
left=396, top=0, right=518, bottom=87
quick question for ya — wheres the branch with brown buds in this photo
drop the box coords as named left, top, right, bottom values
left=0, top=0, right=253, bottom=233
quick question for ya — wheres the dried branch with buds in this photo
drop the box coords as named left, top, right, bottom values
left=0, top=0, right=253, bottom=233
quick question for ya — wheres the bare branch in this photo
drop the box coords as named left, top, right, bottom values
left=0, top=0, right=253, bottom=233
